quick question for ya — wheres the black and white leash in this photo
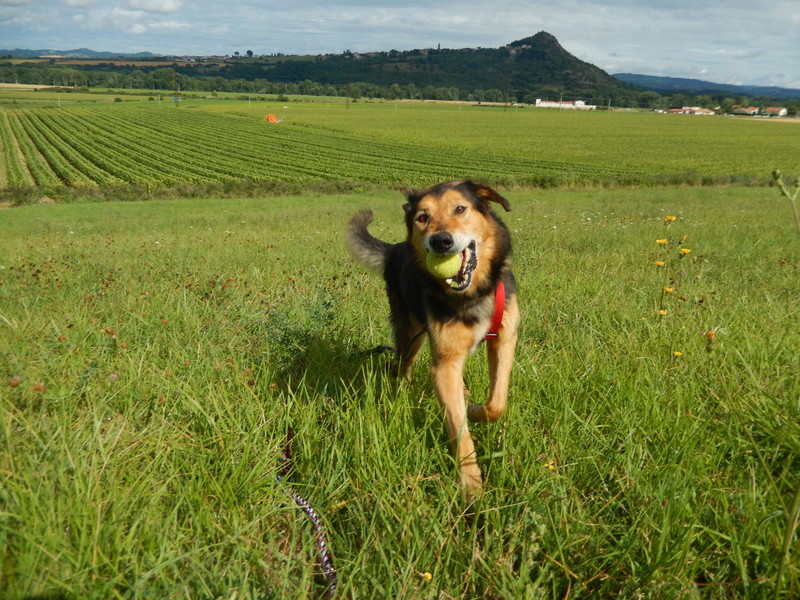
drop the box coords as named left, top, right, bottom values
left=278, top=428, right=338, bottom=598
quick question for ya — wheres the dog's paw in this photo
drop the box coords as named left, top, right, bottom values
left=461, top=474, right=484, bottom=506
left=468, top=403, right=504, bottom=422
left=467, top=403, right=489, bottom=422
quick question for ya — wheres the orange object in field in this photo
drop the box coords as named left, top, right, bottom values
left=266, top=114, right=279, bottom=123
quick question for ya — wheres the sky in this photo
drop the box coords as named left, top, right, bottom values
left=2, top=0, right=799, bottom=89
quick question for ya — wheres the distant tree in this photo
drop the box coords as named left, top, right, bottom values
left=638, top=91, right=664, bottom=109
left=246, top=50, right=253, bottom=58
left=695, top=95, right=713, bottom=108
left=667, top=93, right=691, bottom=108
left=151, top=67, right=178, bottom=91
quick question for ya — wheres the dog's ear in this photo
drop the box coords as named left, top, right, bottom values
left=400, top=187, right=420, bottom=215
left=470, top=181, right=511, bottom=212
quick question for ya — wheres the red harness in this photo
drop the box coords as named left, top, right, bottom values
left=484, top=281, right=505, bottom=340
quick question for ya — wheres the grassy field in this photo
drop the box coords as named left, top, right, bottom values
left=1, top=186, right=798, bottom=599
left=0, top=96, right=797, bottom=197
left=210, top=101, right=800, bottom=184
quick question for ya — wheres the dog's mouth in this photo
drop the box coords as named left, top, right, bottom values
left=446, top=241, right=478, bottom=291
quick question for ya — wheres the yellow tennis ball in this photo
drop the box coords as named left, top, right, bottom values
left=425, top=252, right=461, bottom=279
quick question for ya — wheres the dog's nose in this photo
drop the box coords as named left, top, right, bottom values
left=429, top=232, right=454, bottom=253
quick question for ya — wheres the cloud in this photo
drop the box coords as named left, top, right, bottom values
left=125, top=0, right=182, bottom=14
left=1, top=0, right=797, bottom=88
left=147, top=19, right=190, bottom=31
left=64, top=0, right=99, bottom=8
left=65, top=4, right=189, bottom=36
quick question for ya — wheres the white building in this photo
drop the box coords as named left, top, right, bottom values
left=667, top=106, right=716, bottom=115
left=535, top=98, right=597, bottom=110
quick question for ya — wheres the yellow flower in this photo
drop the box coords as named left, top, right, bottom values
left=654, top=261, right=666, bottom=267
left=659, top=310, right=668, bottom=316
left=680, top=248, right=692, bottom=255
left=656, top=239, right=668, bottom=245
left=420, top=572, right=432, bottom=581
left=664, top=215, right=677, bottom=222
left=543, top=459, right=557, bottom=472
left=672, top=351, right=683, bottom=357
left=663, top=287, right=674, bottom=293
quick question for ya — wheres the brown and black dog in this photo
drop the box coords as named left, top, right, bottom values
left=347, top=180, right=519, bottom=500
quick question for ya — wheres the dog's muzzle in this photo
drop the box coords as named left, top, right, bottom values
left=446, top=241, right=477, bottom=291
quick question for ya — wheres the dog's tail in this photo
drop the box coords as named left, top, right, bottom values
left=346, top=210, right=392, bottom=275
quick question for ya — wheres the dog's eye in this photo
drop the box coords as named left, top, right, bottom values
left=416, top=213, right=429, bottom=224
left=455, top=205, right=467, bottom=214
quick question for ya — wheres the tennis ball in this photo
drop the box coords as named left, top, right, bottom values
left=425, top=252, right=462, bottom=279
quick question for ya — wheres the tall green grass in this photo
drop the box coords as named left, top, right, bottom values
left=1, top=187, right=797, bottom=599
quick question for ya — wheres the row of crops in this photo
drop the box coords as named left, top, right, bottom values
left=0, top=104, right=642, bottom=191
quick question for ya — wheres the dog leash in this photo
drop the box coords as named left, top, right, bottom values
left=278, top=428, right=338, bottom=598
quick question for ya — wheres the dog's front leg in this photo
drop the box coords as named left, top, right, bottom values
left=430, top=353, right=483, bottom=501
left=469, top=295, right=520, bottom=423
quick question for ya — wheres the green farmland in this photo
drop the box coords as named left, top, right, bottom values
left=0, top=95, right=798, bottom=197
left=1, top=95, right=799, bottom=599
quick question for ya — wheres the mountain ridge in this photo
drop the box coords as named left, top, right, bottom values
left=613, top=73, right=800, bottom=100
left=0, top=48, right=155, bottom=59
left=211, top=31, right=630, bottom=101
left=2, top=33, right=631, bottom=101
left=4, top=38, right=797, bottom=102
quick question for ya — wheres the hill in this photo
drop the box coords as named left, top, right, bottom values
left=613, top=73, right=800, bottom=100
left=185, top=31, right=630, bottom=102
left=0, top=48, right=155, bottom=59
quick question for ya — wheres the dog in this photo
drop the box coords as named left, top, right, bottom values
left=346, top=180, right=520, bottom=500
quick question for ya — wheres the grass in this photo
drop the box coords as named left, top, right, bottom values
left=206, top=100, right=800, bottom=184
left=1, top=98, right=798, bottom=196
left=0, top=186, right=798, bottom=599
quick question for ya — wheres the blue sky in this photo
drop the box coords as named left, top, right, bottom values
left=2, top=0, right=799, bottom=88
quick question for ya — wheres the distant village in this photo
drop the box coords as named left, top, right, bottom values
left=534, top=98, right=790, bottom=116
left=657, top=105, right=788, bottom=117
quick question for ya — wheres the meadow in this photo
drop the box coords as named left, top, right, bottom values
left=1, top=92, right=798, bottom=200
left=1, top=186, right=798, bottom=599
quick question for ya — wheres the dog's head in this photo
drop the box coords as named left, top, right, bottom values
left=402, top=180, right=511, bottom=292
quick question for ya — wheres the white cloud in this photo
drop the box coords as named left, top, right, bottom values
left=64, top=0, right=99, bottom=8
left=0, top=0, right=35, bottom=7
left=147, top=19, right=190, bottom=31
left=125, top=0, right=182, bottom=14
left=0, top=0, right=797, bottom=88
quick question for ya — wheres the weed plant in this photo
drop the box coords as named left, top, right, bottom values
left=0, top=187, right=797, bottom=599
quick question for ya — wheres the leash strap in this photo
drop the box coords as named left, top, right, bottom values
left=484, top=280, right=505, bottom=340
left=278, top=428, right=338, bottom=598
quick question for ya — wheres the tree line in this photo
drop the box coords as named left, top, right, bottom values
left=2, top=62, right=797, bottom=114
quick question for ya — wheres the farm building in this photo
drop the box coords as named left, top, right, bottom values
left=535, top=98, right=597, bottom=110
left=667, top=106, right=716, bottom=115
left=731, top=106, right=760, bottom=116
left=764, top=107, right=788, bottom=117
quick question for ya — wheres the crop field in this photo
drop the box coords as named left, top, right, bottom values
left=214, top=101, right=800, bottom=183
left=1, top=186, right=798, bottom=599
left=0, top=97, right=797, bottom=198
left=0, top=103, right=635, bottom=190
